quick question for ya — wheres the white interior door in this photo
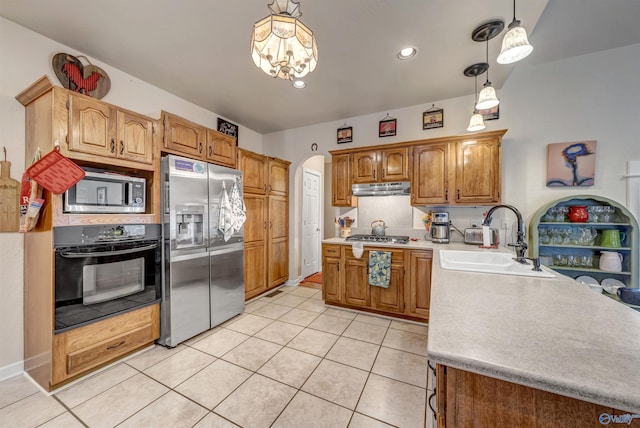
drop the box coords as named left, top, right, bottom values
left=302, top=168, right=321, bottom=278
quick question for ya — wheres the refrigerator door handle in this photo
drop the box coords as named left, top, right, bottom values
left=170, top=252, right=210, bottom=262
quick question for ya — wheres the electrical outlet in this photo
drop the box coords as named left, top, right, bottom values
left=501, top=220, right=510, bottom=230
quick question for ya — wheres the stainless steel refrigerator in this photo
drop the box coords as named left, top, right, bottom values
left=159, top=154, right=245, bottom=347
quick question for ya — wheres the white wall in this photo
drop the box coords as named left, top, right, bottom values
left=0, top=17, right=262, bottom=378
left=263, top=43, right=640, bottom=283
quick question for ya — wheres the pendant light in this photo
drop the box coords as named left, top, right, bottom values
left=497, top=0, right=533, bottom=64
left=472, top=20, right=504, bottom=111
left=464, top=63, right=488, bottom=132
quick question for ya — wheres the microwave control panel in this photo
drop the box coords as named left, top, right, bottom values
left=131, top=182, right=145, bottom=207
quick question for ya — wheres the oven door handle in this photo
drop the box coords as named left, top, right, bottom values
left=58, top=244, right=158, bottom=258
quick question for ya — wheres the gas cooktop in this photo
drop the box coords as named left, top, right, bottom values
left=345, top=234, right=410, bottom=244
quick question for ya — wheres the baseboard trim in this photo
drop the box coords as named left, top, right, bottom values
left=0, top=360, right=24, bottom=382
left=285, top=276, right=303, bottom=286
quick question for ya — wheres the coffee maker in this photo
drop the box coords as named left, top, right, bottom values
left=430, top=212, right=450, bottom=243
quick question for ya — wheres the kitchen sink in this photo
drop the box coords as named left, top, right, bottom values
left=439, top=250, right=556, bottom=278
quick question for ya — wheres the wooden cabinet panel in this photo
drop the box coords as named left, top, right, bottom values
left=69, top=95, right=117, bottom=158
left=117, top=110, right=153, bottom=165
left=371, top=264, right=404, bottom=314
left=380, top=148, right=409, bottom=182
left=268, top=239, right=289, bottom=287
left=331, top=153, right=355, bottom=207
left=322, top=252, right=342, bottom=304
left=238, top=149, right=267, bottom=195
left=206, top=129, right=236, bottom=168
left=322, top=244, right=341, bottom=258
left=52, top=304, right=159, bottom=385
left=352, top=151, right=379, bottom=183
left=163, top=111, right=206, bottom=158
left=268, top=158, right=289, bottom=196
left=244, top=242, right=268, bottom=300
left=408, top=251, right=432, bottom=320
left=411, top=144, right=449, bottom=206
left=269, top=196, right=288, bottom=240
left=344, top=255, right=370, bottom=306
left=244, top=194, right=267, bottom=244
left=454, top=137, right=501, bottom=204
left=437, top=365, right=627, bottom=428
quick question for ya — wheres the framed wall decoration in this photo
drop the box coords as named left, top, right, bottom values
left=480, top=105, right=499, bottom=121
left=423, top=105, right=444, bottom=129
left=546, top=140, right=597, bottom=187
left=379, top=114, right=396, bottom=137
left=217, top=118, right=239, bottom=145
left=337, top=126, right=353, bottom=144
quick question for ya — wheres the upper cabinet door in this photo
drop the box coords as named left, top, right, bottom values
left=411, top=143, right=449, bottom=206
left=68, top=95, right=117, bottom=158
left=268, top=158, right=289, bottom=196
left=352, top=151, right=379, bottom=183
left=380, top=148, right=409, bottom=182
left=162, top=112, right=206, bottom=158
left=454, top=137, right=501, bottom=204
left=238, top=149, right=267, bottom=195
left=206, top=130, right=236, bottom=168
left=117, top=110, right=154, bottom=165
left=332, top=153, right=355, bottom=207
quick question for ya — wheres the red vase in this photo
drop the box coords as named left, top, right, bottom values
left=568, top=206, right=589, bottom=223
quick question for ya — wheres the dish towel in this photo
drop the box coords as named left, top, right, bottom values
left=229, top=180, right=246, bottom=232
left=368, top=251, right=391, bottom=288
left=218, top=181, right=234, bottom=241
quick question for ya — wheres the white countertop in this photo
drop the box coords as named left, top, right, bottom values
left=323, top=238, right=640, bottom=413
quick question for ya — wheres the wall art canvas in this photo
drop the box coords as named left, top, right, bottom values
left=546, top=140, right=597, bottom=187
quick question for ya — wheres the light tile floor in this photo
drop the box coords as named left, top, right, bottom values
left=0, top=285, right=435, bottom=428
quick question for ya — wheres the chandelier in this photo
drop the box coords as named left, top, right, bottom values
left=250, top=0, right=318, bottom=81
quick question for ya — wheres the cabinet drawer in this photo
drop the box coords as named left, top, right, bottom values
left=323, top=245, right=342, bottom=258
left=345, top=247, right=404, bottom=264
left=53, top=304, right=159, bottom=384
left=67, top=324, right=155, bottom=376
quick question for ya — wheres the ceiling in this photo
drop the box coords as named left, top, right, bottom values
left=2, top=0, right=640, bottom=134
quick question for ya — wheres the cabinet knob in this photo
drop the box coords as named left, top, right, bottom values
left=199, top=142, right=203, bottom=153
left=110, top=138, right=115, bottom=153
left=445, top=189, right=448, bottom=201
left=209, top=146, right=212, bottom=156
left=119, top=140, right=124, bottom=155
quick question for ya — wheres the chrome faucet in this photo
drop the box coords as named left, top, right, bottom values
left=482, top=204, right=528, bottom=263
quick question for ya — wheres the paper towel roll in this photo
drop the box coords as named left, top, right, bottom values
left=351, top=242, right=364, bottom=258
left=482, top=225, right=491, bottom=247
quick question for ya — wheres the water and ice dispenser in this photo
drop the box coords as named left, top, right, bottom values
left=174, top=205, right=205, bottom=249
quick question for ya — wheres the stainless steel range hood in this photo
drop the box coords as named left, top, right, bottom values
left=351, top=182, right=411, bottom=197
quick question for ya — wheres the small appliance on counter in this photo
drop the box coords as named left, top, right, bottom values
left=430, top=212, right=450, bottom=243
left=464, top=227, right=499, bottom=246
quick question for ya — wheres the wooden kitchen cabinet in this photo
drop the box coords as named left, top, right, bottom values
left=243, top=194, right=268, bottom=299
left=162, top=111, right=206, bottom=158
left=411, top=143, right=450, bottom=205
left=206, top=129, right=236, bottom=168
left=453, top=136, right=501, bottom=204
left=52, top=304, right=159, bottom=386
left=68, top=93, right=155, bottom=165
left=331, top=153, right=356, bottom=207
left=322, top=245, right=342, bottom=303
left=238, top=148, right=267, bottom=195
left=239, top=149, right=290, bottom=299
left=407, top=250, right=433, bottom=320
left=352, top=148, right=409, bottom=184
left=322, top=245, right=422, bottom=321
left=435, top=364, right=634, bottom=428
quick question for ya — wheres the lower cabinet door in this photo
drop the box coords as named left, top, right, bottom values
left=322, top=257, right=342, bottom=303
left=344, top=256, right=370, bottom=306
left=372, top=265, right=404, bottom=314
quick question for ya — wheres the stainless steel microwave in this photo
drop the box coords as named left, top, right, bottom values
left=64, top=170, right=146, bottom=213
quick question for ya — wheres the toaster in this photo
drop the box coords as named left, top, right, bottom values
left=464, top=227, right=499, bottom=246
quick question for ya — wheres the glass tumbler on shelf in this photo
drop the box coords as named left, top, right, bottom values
left=600, top=206, right=615, bottom=223
left=539, top=228, right=551, bottom=244
left=553, top=254, right=567, bottom=266
left=542, top=208, right=556, bottom=223
left=555, top=206, right=569, bottom=222
left=580, top=255, right=593, bottom=268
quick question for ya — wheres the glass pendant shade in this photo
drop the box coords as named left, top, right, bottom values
left=467, top=113, right=486, bottom=132
left=250, top=0, right=318, bottom=80
left=497, top=22, right=533, bottom=64
left=476, top=84, right=499, bottom=110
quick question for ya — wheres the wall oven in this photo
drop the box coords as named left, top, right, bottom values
left=53, top=224, right=161, bottom=333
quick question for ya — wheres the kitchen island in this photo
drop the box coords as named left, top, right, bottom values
left=323, top=238, right=640, bottom=425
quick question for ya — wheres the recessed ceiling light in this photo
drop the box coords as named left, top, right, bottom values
left=292, top=80, right=306, bottom=89
left=398, top=47, right=417, bottom=60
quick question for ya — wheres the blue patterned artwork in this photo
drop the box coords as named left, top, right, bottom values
left=546, top=141, right=597, bottom=187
